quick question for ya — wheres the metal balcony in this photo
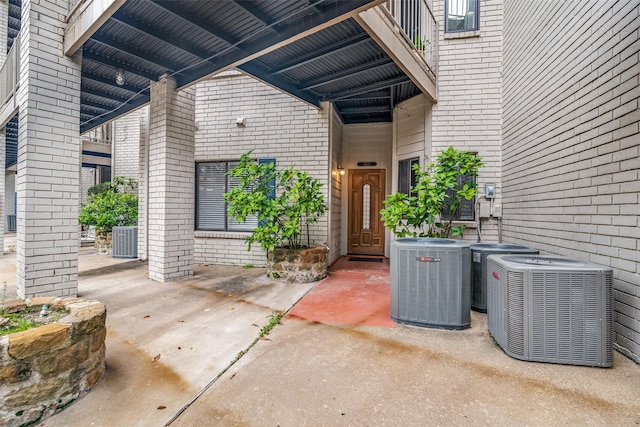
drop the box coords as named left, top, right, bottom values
left=383, top=0, right=437, bottom=80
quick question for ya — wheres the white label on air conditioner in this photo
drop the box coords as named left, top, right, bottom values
left=473, top=252, right=482, bottom=263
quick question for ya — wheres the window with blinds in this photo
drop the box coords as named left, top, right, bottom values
left=196, top=161, right=258, bottom=231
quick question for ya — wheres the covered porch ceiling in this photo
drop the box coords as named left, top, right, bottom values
left=78, top=0, right=426, bottom=133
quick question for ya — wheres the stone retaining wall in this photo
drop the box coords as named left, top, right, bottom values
left=0, top=297, right=107, bottom=427
left=267, top=246, right=328, bottom=283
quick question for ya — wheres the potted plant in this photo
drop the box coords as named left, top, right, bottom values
left=224, top=151, right=328, bottom=282
left=79, top=177, right=138, bottom=254
left=380, top=147, right=484, bottom=238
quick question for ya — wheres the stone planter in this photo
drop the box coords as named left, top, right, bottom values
left=95, top=229, right=112, bottom=255
left=0, top=298, right=107, bottom=427
left=267, top=246, right=328, bottom=283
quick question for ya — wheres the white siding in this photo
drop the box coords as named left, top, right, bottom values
left=329, top=108, right=344, bottom=265
left=502, top=0, right=640, bottom=363
left=393, top=94, right=432, bottom=192
left=396, top=95, right=429, bottom=160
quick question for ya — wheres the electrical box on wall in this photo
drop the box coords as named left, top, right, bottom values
left=492, top=204, right=502, bottom=218
left=485, top=185, right=496, bottom=199
left=479, top=202, right=491, bottom=218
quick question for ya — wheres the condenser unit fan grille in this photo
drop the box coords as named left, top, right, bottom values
left=506, top=270, right=525, bottom=357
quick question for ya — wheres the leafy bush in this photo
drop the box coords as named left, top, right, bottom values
left=79, top=177, right=138, bottom=233
left=380, top=147, right=484, bottom=238
left=224, top=152, right=327, bottom=252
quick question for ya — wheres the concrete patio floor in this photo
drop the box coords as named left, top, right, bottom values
left=1, top=234, right=640, bottom=426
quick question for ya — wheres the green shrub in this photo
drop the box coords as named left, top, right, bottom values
left=224, top=151, right=327, bottom=252
left=79, top=177, right=138, bottom=233
left=380, top=147, right=484, bottom=238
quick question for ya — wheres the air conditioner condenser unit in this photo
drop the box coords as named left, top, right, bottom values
left=112, top=226, right=138, bottom=259
left=470, top=243, right=539, bottom=313
left=391, top=238, right=471, bottom=329
left=487, top=254, right=613, bottom=367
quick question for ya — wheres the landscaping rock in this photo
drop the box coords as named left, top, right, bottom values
left=0, top=298, right=107, bottom=427
left=267, top=246, right=328, bottom=283
left=8, top=323, right=70, bottom=360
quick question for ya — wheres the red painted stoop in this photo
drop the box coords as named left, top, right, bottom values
left=286, top=256, right=395, bottom=327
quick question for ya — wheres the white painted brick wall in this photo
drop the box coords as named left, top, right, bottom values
left=0, top=135, right=4, bottom=247
left=432, top=0, right=503, bottom=242
left=80, top=167, right=97, bottom=204
left=0, top=0, right=6, bottom=250
left=0, top=1, right=7, bottom=61
left=137, top=107, right=149, bottom=261
left=193, top=71, right=330, bottom=265
left=15, top=0, right=81, bottom=297
left=113, top=108, right=146, bottom=179
left=3, top=171, right=14, bottom=217
left=194, top=231, right=265, bottom=266
left=148, top=77, right=195, bottom=281
left=502, top=0, right=640, bottom=363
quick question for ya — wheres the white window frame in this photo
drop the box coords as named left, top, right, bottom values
left=444, top=0, right=480, bottom=33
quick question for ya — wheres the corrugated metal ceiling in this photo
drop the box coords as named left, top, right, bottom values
left=78, top=0, right=402, bottom=133
left=5, top=0, right=430, bottom=166
left=78, top=0, right=427, bottom=131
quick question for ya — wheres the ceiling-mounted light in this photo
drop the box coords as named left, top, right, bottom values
left=115, top=69, right=125, bottom=86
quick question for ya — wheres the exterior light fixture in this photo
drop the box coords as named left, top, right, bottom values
left=115, top=69, right=125, bottom=86
left=337, top=166, right=345, bottom=176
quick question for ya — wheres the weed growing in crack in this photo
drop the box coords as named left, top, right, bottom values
left=259, top=311, right=283, bottom=337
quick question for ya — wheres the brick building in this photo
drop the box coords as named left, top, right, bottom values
left=0, top=1, right=638, bottom=363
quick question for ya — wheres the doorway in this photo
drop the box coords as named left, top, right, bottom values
left=347, top=169, right=386, bottom=255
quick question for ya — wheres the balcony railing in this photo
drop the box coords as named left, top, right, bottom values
left=383, top=0, right=437, bottom=80
left=81, top=136, right=113, bottom=145
left=81, top=122, right=113, bottom=145
left=0, top=34, right=20, bottom=107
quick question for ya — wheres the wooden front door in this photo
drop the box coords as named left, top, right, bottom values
left=348, top=169, right=385, bottom=255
